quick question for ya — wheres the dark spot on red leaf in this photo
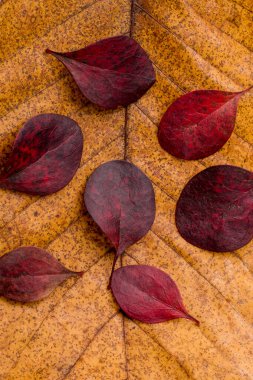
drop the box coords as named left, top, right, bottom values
left=158, top=88, right=252, bottom=160
left=46, top=35, right=156, bottom=109
left=111, top=265, right=198, bottom=324
left=176, top=165, right=253, bottom=251
left=0, top=113, right=83, bottom=195
left=0, top=247, right=83, bottom=302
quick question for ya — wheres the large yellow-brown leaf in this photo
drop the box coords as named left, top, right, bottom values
left=0, top=0, right=253, bottom=379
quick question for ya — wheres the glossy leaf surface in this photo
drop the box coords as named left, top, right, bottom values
left=111, top=265, right=198, bottom=324
left=0, top=114, right=83, bottom=195
left=84, top=160, right=155, bottom=255
left=176, top=165, right=253, bottom=251
left=158, top=89, right=251, bottom=160
left=0, top=247, right=82, bottom=302
left=46, top=35, right=156, bottom=109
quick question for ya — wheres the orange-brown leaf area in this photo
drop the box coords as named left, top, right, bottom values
left=0, top=0, right=253, bottom=379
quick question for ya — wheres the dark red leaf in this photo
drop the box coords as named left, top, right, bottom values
left=111, top=265, right=198, bottom=324
left=0, top=247, right=83, bottom=302
left=84, top=160, right=155, bottom=256
left=176, top=165, right=253, bottom=251
left=46, top=35, right=156, bottom=109
left=0, top=113, right=83, bottom=195
left=158, top=87, right=252, bottom=160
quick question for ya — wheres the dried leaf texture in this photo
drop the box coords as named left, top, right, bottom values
left=0, top=0, right=253, bottom=379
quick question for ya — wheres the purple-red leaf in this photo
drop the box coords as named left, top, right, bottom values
left=176, top=165, right=253, bottom=251
left=0, top=247, right=83, bottom=302
left=111, top=265, right=198, bottom=324
left=84, top=160, right=155, bottom=255
left=0, top=113, right=83, bottom=195
left=158, top=88, right=252, bottom=160
left=46, top=35, right=156, bottom=109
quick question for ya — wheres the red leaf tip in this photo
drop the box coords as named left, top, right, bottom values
left=45, top=48, right=59, bottom=57
left=238, top=85, right=253, bottom=96
left=186, top=314, right=200, bottom=326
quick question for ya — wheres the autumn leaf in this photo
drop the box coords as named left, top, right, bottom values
left=0, top=114, right=83, bottom=195
left=0, top=0, right=253, bottom=379
left=0, top=247, right=83, bottom=302
left=111, top=265, right=199, bottom=324
left=158, top=88, right=252, bottom=160
left=176, top=165, right=253, bottom=252
left=46, top=36, right=156, bottom=109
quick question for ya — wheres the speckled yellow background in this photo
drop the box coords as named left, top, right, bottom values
left=0, top=0, right=253, bottom=379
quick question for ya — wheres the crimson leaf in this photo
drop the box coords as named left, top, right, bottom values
left=176, top=165, right=253, bottom=251
left=46, top=35, right=156, bottom=109
left=111, top=265, right=198, bottom=324
left=84, top=160, right=155, bottom=254
left=0, top=113, right=83, bottom=195
left=84, top=160, right=155, bottom=281
left=0, top=247, right=83, bottom=302
left=158, top=88, right=252, bottom=160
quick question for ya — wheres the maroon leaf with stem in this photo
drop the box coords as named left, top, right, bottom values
left=158, top=87, right=252, bottom=160
left=176, top=165, right=253, bottom=251
left=0, top=113, right=83, bottom=195
left=46, top=35, right=156, bottom=109
left=0, top=247, right=83, bottom=302
left=111, top=265, right=199, bottom=324
left=84, top=160, right=155, bottom=286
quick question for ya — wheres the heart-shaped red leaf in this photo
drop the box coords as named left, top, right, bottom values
left=158, top=88, right=252, bottom=160
left=0, top=113, right=83, bottom=195
left=176, top=165, right=253, bottom=251
left=46, top=35, right=156, bottom=109
left=111, top=265, right=198, bottom=324
left=0, top=247, right=83, bottom=302
left=84, top=160, right=155, bottom=256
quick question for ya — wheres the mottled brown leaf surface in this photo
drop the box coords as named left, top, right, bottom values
left=0, top=0, right=253, bottom=379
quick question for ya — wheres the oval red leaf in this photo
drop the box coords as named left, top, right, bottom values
left=158, top=88, right=251, bottom=160
left=84, top=160, right=155, bottom=255
left=0, top=114, right=83, bottom=195
left=46, top=35, right=156, bottom=109
left=176, top=165, right=253, bottom=251
left=0, top=247, right=83, bottom=302
left=111, top=265, right=198, bottom=324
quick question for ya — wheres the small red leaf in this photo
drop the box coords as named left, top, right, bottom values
left=0, top=247, right=83, bottom=302
left=84, top=160, right=155, bottom=256
left=176, top=165, right=253, bottom=251
left=46, top=35, right=156, bottom=109
left=0, top=113, right=83, bottom=195
left=158, top=88, right=252, bottom=160
left=111, top=265, right=198, bottom=324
